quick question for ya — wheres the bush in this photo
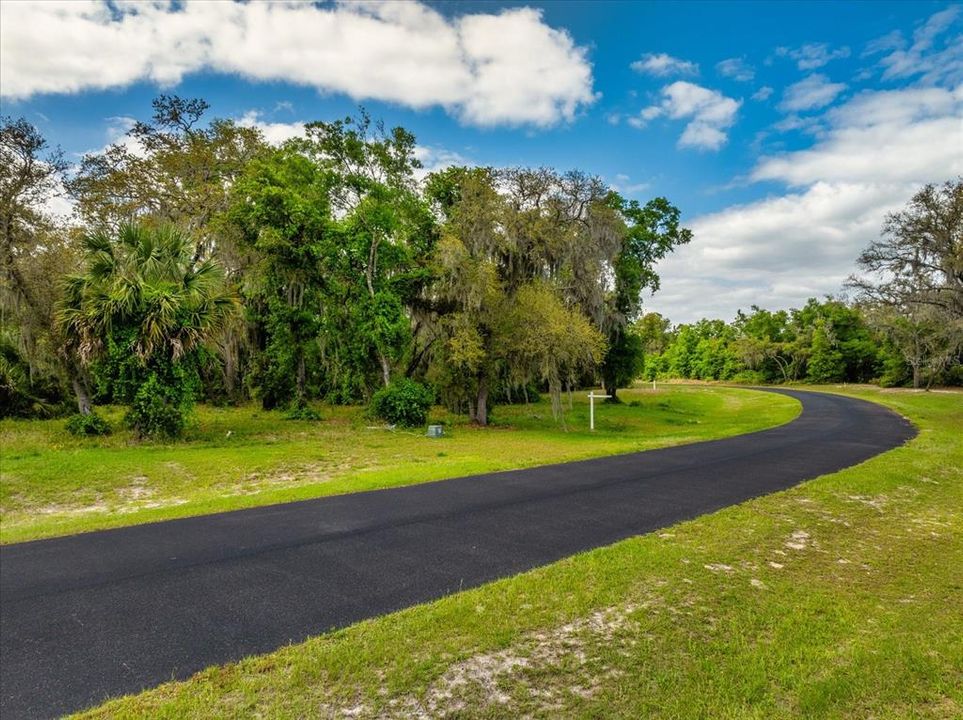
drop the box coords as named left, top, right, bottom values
left=283, top=403, right=322, bottom=421
left=65, top=412, right=112, bottom=436
left=370, top=379, right=435, bottom=427
left=125, top=372, right=192, bottom=438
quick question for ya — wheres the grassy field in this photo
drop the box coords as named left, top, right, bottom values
left=73, top=386, right=962, bottom=719
left=0, top=385, right=799, bottom=544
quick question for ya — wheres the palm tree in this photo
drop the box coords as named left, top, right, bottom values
left=58, top=223, right=238, bottom=434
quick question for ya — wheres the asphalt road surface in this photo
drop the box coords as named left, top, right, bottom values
left=0, top=389, right=915, bottom=718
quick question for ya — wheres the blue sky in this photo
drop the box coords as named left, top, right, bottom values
left=2, top=1, right=960, bottom=322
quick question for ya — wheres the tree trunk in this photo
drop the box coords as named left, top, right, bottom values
left=474, top=374, right=489, bottom=426
left=602, top=376, right=619, bottom=403
left=296, top=353, right=307, bottom=403
left=71, top=376, right=92, bottom=415
left=379, top=352, right=391, bottom=388
left=912, top=363, right=921, bottom=389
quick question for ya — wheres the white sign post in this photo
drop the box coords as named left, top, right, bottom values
left=588, top=390, right=611, bottom=431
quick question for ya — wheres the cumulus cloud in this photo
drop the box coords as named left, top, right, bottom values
left=630, top=53, right=699, bottom=77
left=716, top=58, right=755, bottom=82
left=236, top=111, right=306, bottom=146
left=0, top=0, right=595, bottom=128
left=647, top=84, right=963, bottom=323
left=775, top=42, right=851, bottom=70
left=631, top=82, right=741, bottom=151
left=779, top=74, right=847, bottom=112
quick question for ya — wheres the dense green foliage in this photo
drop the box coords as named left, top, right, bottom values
left=64, top=411, right=111, bottom=437
left=57, top=224, right=238, bottom=437
left=641, top=296, right=961, bottom=387
left=370, top=378, right=435, bottom=427
left=1, top=104, right=959, bottom=432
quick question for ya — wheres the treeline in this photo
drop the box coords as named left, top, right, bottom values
left=1, top=97, right=691, bottom=434
left=634, top=297, right=962, bottom=388
left=2, top=98, right=960, bottom=437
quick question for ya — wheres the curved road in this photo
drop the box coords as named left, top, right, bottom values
left=1, top=389, right=915, bottom=718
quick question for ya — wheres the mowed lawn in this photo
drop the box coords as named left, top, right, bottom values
left=74, top=387, right=962, bottom=719
left=0, top=385, right=798, bottom=544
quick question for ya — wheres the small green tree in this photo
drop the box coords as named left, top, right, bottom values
left=58, top=224, right=238, bottom=437
left=806, top=321, right=846, bottom=383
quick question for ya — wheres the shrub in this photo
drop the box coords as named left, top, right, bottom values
left=283, top=403, right=322, bottom=421
left=370, top=379, right=435, bottom=428
left=125, top=372, right=192, bottom=438
left=65, top=412, right=112, bottom=436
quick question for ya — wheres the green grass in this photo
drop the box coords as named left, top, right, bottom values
left=73, top=386, right=962, bottom=719
left=0, top=385, right=798, bottom=544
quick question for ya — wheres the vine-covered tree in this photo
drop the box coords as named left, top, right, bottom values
left=849, top=179, right=963, bottom=318
left=848, top=179, right=963, bottom=387
left=0, top=116, right=75, bottom=416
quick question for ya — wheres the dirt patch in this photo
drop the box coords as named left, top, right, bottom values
left=785, top=529, right=811, bottom=551
left=321, top=601, right=650, bottom=718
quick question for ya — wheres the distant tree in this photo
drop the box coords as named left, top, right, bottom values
left=806, top=320, right=846, bottom=383
left=0, top=116, right=76, bottom=414
left=299, top=111, right=435, bottom=390
left=848, top=180, right=963, bottom=387
left=58, top=224, right=238, bottom=436
left=601, top=196, right=691, bottom=400
left=426, top=166, right=606, bottom=425
left=849, top=179, right=962, bottom=319
left=68, top=96, right=266, bottom=256
left=866, top=304, right=962, bottom=389
left=227, top=146, right=334, bottom=409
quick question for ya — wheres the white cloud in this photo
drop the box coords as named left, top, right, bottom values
left=716, top=58, right=755, bottom=82
left=751, top=86, right=774, bottom=102
left=771, top=114, right=822, bottom=134
left=631, top=82, right=741, bottom=151
left=779, top=74, right=847, bottom=112
left=862, top=30, right=904, bottom=58
left=412, top=145, right=472, bottom=181
left=610, top=173, right=651, bottom=195
left=0, top=1, right=595, bottom=128
left=630, top=53, right=699, bottom=77
left=236, top=111, right=306, bottom=145
left=776, top=42, right=851, bottom=70
left=758, top=86, right=962, bottom=186
left=875, top=6, right=963, bottom=85
left=648, top=84, right=963, bottom=323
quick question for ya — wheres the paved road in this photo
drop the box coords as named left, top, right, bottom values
left=1, top=389, right=915, bottom=718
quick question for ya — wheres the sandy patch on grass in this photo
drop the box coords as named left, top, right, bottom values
left=784, top=529, right=811, bottom=550
left=321, top=601, right=652, bottom=719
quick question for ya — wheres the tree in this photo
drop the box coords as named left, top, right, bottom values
left=299, top=111, right=435, bottom=390
left=601, top=197, right=691, bottom=400
left=806, top=320, right=845, bottom=383
left=68, top=96, right=266, bottom=253
left=1, top=117, right=76, bottom=413
left=849, top=179, right=962, bottom=319
left=426, top=166, right=606, bottom=425
left=866, top=303, right=962, bottom=389
left=58, top=224, right=238, bottom=436
left=848, top=180, right=963, bottom=387
left=227, top=146, right=334, bottom=409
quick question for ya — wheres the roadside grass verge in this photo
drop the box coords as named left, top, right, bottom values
left=0, top=385, right=798, bottom=544
left=75, top=386, right=962, bottom=719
